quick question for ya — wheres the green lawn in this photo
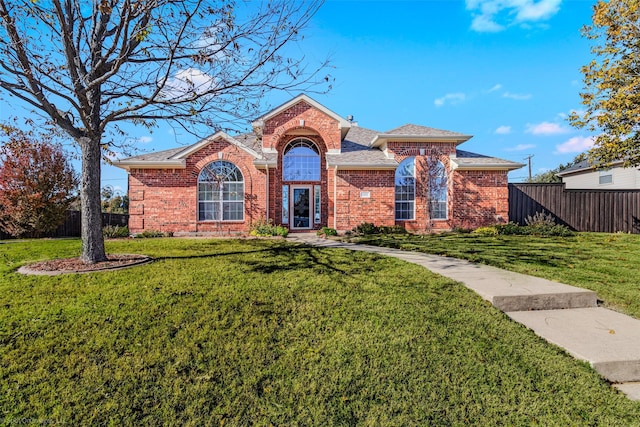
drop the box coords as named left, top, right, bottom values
left=354, top=232, right=640, bottom=319
left=1, top=237, right=640, bottom=425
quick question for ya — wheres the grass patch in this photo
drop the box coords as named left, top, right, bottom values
left=1, top=238, right=640, bottom=424
left=355, top=232, right=640, bottom=319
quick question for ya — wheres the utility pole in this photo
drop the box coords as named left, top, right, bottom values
left=524, top=154, right=534, bottom=181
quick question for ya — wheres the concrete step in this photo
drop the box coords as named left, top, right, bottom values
left=289, top=236, right=598, bottom=312
left=354, top=246, right=597, bottom=312
left=614, top=383, right=640, bottom=401
left=507, top=307, right=640, bottom=383
left=422, top=260, right=598, bottom=312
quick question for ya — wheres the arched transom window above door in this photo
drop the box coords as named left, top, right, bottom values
left=283, top=139, right=320, bottom=181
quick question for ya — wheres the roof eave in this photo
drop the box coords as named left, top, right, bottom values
left=451, top=162, right=525, bottom=172
left=370, top=134, right=472, bottom=148
left=253, top=159, right=277, bottom=169
left=112, top=159, right=187, bottom=171
left=326, top=162, right=398, bottom=170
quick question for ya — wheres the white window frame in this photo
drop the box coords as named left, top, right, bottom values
left=395, top=157, right=416, bottom=221
left=198, top=161, right=244, bottom=222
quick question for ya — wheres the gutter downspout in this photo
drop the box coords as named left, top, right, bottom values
left=333, top=165, right=338, bottom=230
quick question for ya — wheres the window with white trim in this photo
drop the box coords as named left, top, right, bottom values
left=395, top=157, right=415, bottom=220
left=283, top=139, right=320, bottom=181
left=198, top=161, right=244, bottom=221
left=599, top=169, right=613, bottom=185
left=429, top=160, right=447, bottom=220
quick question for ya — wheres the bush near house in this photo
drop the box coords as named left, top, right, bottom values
left=102, top=225, right=130, bottom=239
left=249, top=218, right=288, bottom=237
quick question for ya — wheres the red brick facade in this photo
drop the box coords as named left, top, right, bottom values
left=121, top=96, right=517, bottom=235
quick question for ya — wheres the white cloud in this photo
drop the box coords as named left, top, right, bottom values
left=434, top=93, right=466, bottom=107
left=503, top=92, right=532, bottom=101
left=554, top=136, right=595, bottom=154
left=137, top=136, right=153, bottom=144
left=526, top=121, right=570, bottom=135
left=488, top=84, right=503, bottom=93
left=466, top=0, right=562, bottom=33
left=471, top=14, right=505, bottom=32
left=495, top=125, right=512, bottom=134
left=505, top=143, right=536, bottom=152
left=515, top=0, right=562, bottom=22
left=163, top=68, right=217, bottom=100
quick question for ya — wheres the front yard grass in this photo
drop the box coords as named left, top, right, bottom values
left=355, top=232, right=640, bottom=319
left=1, top=238, right=640, bottom=425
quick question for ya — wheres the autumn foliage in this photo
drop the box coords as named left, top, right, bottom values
left=0, top=127, right=78, bottom=237
left=570, top=0, right=640, bottom=166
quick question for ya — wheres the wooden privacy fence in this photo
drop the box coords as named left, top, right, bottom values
left=0, top=211, right=129, bottom=239
left=509, top=183, right=640, bottom=233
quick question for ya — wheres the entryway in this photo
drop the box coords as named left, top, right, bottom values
left=291, top=186, right=312, bottom=230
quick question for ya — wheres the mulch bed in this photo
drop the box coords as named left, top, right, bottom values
left=18, top=254, right=152, bottom=276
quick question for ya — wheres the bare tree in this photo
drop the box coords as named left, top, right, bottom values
left=0, top=0, right=330, bottom=262
left=416, top=153, right=451, bottom=231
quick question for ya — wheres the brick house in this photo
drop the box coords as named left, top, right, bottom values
left=114, top=94, right=523, bottom=234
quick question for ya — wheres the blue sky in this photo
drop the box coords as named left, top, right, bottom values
left=2, top=0, right=600, bottom=192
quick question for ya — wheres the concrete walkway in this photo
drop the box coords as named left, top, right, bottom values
left=287, top=234, right=640, bottom=401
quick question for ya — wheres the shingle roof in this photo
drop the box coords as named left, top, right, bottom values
left=120, top=146, right=186, bottom=162
left=556, top=159, right=591, bottom=175
left=113, top=99, right=521, bottom=172
left=330, top=126, right=397, bottom=168
left=386, top=124, right=468, bottom=138
left=453, top=149, right=524, bottom=170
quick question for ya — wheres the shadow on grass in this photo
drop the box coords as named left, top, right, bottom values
left=153, top=241, right=356, bottom=276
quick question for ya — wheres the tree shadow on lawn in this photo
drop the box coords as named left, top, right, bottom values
left=153, top=241, right=360, bottom=276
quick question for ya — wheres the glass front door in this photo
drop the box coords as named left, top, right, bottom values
left=291, top=187, right=311, bottom=229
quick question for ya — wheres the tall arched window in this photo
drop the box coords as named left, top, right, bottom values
left=395, top=157, right=415, bottom=220
left=429, top=160, right=447, bottom=220
left=283, top=139, right=320, bottom=181
left=198, top=161, right=244, bottom=221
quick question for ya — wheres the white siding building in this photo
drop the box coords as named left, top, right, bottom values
left=557, top=160, right=640, bottom=189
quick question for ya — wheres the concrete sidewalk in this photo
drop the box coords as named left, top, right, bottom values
left=288, top=234, right=640, bottom=401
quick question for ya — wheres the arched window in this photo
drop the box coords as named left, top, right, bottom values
left=283, top=139, right=320, bottom=181
left=198, top=161, right=244, bottom=221
left=429, top=160, right=447, bottom=220
left=395, top=157, right=415, bottom=220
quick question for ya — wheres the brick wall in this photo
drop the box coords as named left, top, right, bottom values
left=128, top=138, right=267, bottom=234
left=451, top=170, right=509, bottom=229
left=262, top=101, right=342, bottom=152
left=333, top=169, right=395, bottom=231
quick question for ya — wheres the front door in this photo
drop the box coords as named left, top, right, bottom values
left=291, top=186, right=312, bottom=229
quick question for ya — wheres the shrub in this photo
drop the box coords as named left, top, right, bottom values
left=353, top=222, right=380, bottom=235
left=317, top=227, right=338, bottom=237
left=102, top=225, right=130, bottom=238
left=249, top=218, right=288, bottom=237
left=524, top=211, right=574, bottom=236
left=135, top=230, right=169, bottom=238
left=494, top=222, right=526, bottom=235
left=379, top=225, right=408, bottom=234
left=472, top=226, right=498, bottom=236
left=452, top=226, right=473, bottom=234
left=524, top=211, right=556, bottom=227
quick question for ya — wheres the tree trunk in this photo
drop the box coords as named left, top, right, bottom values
left=79, top=136, right=107, bottom=263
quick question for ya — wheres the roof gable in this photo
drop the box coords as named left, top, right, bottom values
left=171, top=131, right=261, bottom=160
left=252, top=94, right=351, bottom=140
